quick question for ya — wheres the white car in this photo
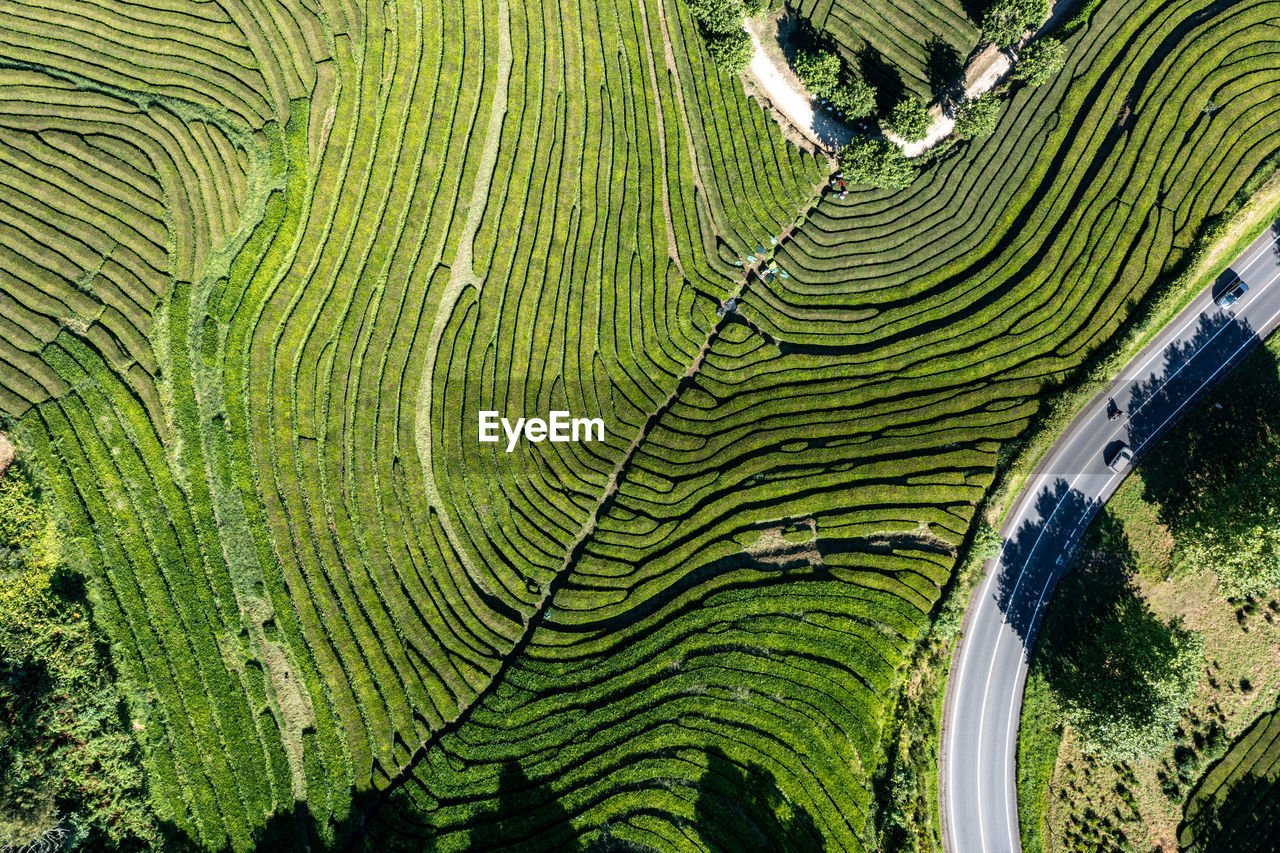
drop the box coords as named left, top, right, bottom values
left=1106, top=443, right=1133, bottom=472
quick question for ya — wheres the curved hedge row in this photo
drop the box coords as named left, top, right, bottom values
left=1180, top=705, right=1280, bottom=852
left=0, top=0, right=820, bottom=848
left=365, top=0, right=1280, bottom=850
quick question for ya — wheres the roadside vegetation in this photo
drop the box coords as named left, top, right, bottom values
left=1019, top=336, right=1280, bottom=852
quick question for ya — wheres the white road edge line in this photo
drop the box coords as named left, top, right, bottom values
left=1125, top=229, right=1280, bottom=381
left=945, top=224, right=1280, bottom=853
left=991, top=288, right=1280, bottom=852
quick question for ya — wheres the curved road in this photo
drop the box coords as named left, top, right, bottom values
left=941, top=219, right=1280, bottom=853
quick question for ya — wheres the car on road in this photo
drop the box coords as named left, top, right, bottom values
left=1215, top=280, right=1248, bottom=308
left=1105, top=442, right=1133, bottom=471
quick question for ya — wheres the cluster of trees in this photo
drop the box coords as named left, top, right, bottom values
left=686, top=0, right=766, bottom=73
left=793, top=49, right=876, bottom=119
left=810, top=0, right=1067, bottom=189
left=0, top=468, right=156, bottom=851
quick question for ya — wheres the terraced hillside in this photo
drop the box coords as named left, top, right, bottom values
left=789, top=0, right=981, bottom=101
left=3, top=0, right=1280, bottom=851
left=364, top=0, right=1280, bottom=849
left=1181, top=705, right=1280, bottom=852
left=0, top=0, right=821, bottom=848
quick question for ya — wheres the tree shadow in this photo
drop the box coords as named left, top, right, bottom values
left=1036, top=551, right=1194, bottom=746
left=857, top=45, right=905, bottom=114
left=159, top=798, right=328, bottom=853
left=992, top=478, right=1094, bottom=646
left=1084, top=505, right=1139, bottom=568
left=1126, top=311, right=1276, bottom=524
left=1179, top=770, right=1280, bottom=852
left=693, top=748, right=820, bottom=852
left=781, top=11, right=825, bottom=60
left=925, top=38, right=964, bottom=110
left=813, top=115, right=856, bottom=151
left=168, top=762, right=578, bottom=852
left=461, top=762, right=578, bottom=852
left=960, top=0, right=989, bottom=26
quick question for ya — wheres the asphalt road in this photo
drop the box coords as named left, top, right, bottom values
left=941, top=218, right=1280, bottom=853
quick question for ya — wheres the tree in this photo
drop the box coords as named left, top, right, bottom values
left=982, top=0, right=1050, bottom=49
left=953, top=91, right=1002, bottom=138
left=1014, top=37, right=1066, bottom=86
left=705, top=29, right=752, bottom=74
left=1041, top=554, right=1204, bottom=762
left=793, top=49, right=842, bottom=99
left=829, top=77, right=877, bottom=119
left=685, top=0, right=744, bottom=35
left=0, top=469, right=158, bottom=850
left=886, top=96, right=931, bottom=143
left=838, top=137, right=914, bottom=191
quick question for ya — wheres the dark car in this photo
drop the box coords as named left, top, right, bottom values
left=1216, top=280, right=1248, bottom=308
left=1106, top=442, right=1133, bottom=472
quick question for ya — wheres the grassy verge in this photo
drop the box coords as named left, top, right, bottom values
left=1017, top=668, right=1062, bottom=853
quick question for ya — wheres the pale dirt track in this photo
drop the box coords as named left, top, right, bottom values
left=744, top=4, right=1072, bottom=158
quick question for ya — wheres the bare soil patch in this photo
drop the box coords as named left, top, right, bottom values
left=0, top=432, right=12, bottom=480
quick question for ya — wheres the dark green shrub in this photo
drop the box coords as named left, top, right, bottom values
left=838, top=137, right=914, bottom=190
left=886, top=96, right=931, bottom=142
left=1015, top=37, right=1066, bottom=86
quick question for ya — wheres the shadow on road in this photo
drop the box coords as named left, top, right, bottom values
left=993, top=479, right=1091, bottom=645
left=990, top=307, right=1262, bottom=646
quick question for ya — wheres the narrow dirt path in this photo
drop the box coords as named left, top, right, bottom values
left=413, top=0, right=514, bottom=632
left=744, top=17, right=849, bottom=154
